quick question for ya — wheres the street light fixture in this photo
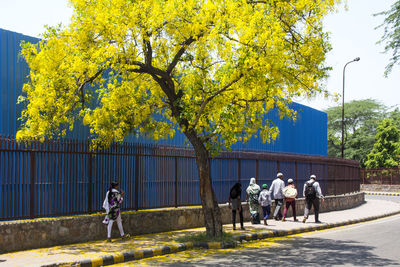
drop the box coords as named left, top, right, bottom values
left=341, top=57, right=360, bottom=158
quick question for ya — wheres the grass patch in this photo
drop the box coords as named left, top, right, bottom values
left=175, top=231, right=236, bottom=243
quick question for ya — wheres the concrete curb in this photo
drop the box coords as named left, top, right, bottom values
left=44, top=209, right=400, bottom=267
left=364, top=191, right=400, bottom=197
left=42, top=241, right=237, bottom=267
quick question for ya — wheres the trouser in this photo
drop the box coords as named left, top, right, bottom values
left=107, top=213, right=125, bottom=238
left=283, top=200, right=296, bottom=220
left=273, top=199, right=283, bottom=219
left=262, top=205, right=271, bottom=220
left=304, top=198, right=320, bottom=222
left=232, top=208, right=244, bottom=228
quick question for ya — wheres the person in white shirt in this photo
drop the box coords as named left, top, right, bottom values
left=302, top=174, right=324, bottom=223
left=282, top=178, right=298, bottom=222
left=269, top=172, right=285, bottom=220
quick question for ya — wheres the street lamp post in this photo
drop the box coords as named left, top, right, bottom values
left=341, top=57, right=360, bottom=158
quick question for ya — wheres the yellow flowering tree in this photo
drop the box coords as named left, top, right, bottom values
left=18, top=0, right=339, bottom=237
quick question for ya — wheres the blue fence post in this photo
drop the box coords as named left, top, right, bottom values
left=87, top=152, right=93, bottom=213
left=238, top=158, right=241, bottom=183
left=174, top=156, right=178, bottom=208
left=256, top=159, right=259, bottom=184
left=29, top=150, right=35, bottom=219
left=134, top=155, right=139, bottom=211
left=295, top=161, right=298, bottom=189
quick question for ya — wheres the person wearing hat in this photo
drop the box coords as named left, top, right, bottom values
left=282, top=178, right=298, bottom=222
left=302, top=174, right=324, bottom=223
left=269, top=172, right=285, bottom=220
left=258, top=183, right=272, bottom=225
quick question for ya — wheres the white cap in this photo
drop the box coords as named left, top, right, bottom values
left=288, top=178, right=293, bottom=184
left=277, top=172, right=284, bottom=178
left=310, top=174, right=316, bottom=180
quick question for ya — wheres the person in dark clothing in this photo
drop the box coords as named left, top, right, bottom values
left=228, top=182, right=245, bottom=230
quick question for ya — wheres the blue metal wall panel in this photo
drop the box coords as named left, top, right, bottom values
left=311, top=163, right=328, bottom=198
left=279, top=161, right=296, bottom=181
left=297, top=162, right=311, bottom=197
left=257, top=160, right=277, bottom=190
left=0, top=29, right=38, bottom=136
left=211, top=158, right=239, bottom=203
left=177, top=157, right=200, bottom=206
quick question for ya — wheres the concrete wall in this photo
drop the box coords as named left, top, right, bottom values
left=361, top=184, right=400, bottom=192
left=0, top=192, right=364, bottom=253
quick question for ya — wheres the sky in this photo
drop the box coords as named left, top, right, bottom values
left=0, top=0, right=399, bottom=112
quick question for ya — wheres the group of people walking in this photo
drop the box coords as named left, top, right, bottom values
left=229, top=173, right=324, bottom=229
left=104, top=173, right=324, bottom=240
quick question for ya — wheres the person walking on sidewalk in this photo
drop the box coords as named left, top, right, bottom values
left=269, top=172, right=285, bottom=220
left=246, top=177, right=261, bottom=224
left=302, top=174, right=324, bottom=223
left=258, top=184, right=272, bottom=225
left=282, top=178, right=298, bottom=222
left=103, top=181, right=130, bottom=242
left=228, top=182, right=245, bottom=230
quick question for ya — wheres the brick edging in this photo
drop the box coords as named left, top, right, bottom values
left=48, top=209, right=400, bottom=267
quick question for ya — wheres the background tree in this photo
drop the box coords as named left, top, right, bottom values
left=365, top=118, right=400, bottom=169
left=325, top=99, right=385, bottom=165
left=389, top=108, right=400, bottom=129
left=376, top=0, right=400, bottom=76
left=18, top=0, right=340, bottom=237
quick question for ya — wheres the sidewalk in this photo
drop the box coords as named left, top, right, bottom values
left=1, top=198, right=400, bottom=267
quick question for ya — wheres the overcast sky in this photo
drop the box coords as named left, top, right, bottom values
left=1, top=0, right=399, bottom=111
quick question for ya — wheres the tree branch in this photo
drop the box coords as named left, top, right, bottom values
left=192, top=74, right=244, bottom=128
left=76, top=68, right=104, bottom=107
left=144, top=36, right=153, bottom=66
left=167, top=36, right=197, bottom=74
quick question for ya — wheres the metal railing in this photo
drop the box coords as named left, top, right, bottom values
left=361, top=168, right=400, bottom=185
left=0, top=135, right=360, bottom=220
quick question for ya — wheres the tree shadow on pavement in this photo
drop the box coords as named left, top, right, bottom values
left=162, top=237, right=399, bottom=266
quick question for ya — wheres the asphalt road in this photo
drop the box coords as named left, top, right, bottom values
left=117, top=195, right=400, bottom=266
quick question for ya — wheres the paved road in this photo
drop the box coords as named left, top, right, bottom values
left=116, top=195, right=400, bottom=266
left=367, top=194, right=400, bottom=203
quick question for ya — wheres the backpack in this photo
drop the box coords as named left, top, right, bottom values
left=305, top=181, right=317, bottom=199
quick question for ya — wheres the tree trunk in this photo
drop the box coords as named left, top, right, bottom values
left=185, top=131, right=223, bottom=237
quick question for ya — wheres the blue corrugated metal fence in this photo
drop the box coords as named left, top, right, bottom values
left=0, top=135, right=359, bottom=220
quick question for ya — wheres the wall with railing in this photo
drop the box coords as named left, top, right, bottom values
left=0, top=136, right=360, bottom=220
left=361, top=168, right=400, bottom=185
